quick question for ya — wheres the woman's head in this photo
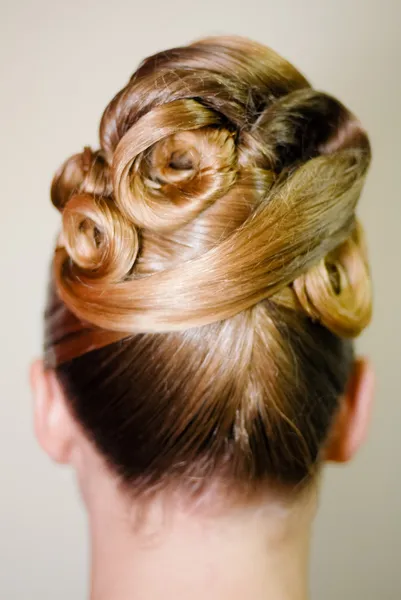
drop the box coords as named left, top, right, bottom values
left=32, top=35, right=373, bottom=508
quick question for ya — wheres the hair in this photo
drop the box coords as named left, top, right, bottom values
left=44, top=35, right=372, bottom=502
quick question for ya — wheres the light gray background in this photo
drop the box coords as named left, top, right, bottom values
left=1, top=0, right=400, bottom=598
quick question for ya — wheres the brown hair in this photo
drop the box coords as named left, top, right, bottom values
left=44, top=35, right=372, bottom=500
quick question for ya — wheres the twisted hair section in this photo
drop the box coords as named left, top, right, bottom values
left=44, top=35, right=372, bottom=497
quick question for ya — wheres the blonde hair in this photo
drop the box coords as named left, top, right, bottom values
left=44, top=35, right=372, bottom=499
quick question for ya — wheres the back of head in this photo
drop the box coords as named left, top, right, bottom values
left=44, top=35, right=372, bottom=502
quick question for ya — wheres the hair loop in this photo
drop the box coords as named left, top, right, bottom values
left=51, top=148, right=113, bottom=211
left=61, top=193, right=139, bottom=283
left=292, top=221, right=372, bottom=337
left=251, top=88, right=371, bottom=173
left=111, top=99, right=238, bottom=232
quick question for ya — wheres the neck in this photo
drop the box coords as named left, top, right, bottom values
left=85, top=479, right=315, bottom=600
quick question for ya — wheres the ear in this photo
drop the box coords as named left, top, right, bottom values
left=30, top=358, right=77, bottom=464
left=324, top=357, right=375, bottom=463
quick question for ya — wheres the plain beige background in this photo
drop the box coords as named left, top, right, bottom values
left=1, top=0, right=400, bottom=598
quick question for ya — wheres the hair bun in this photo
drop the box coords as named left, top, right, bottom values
left=50, top=36, right=372, bottom=345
